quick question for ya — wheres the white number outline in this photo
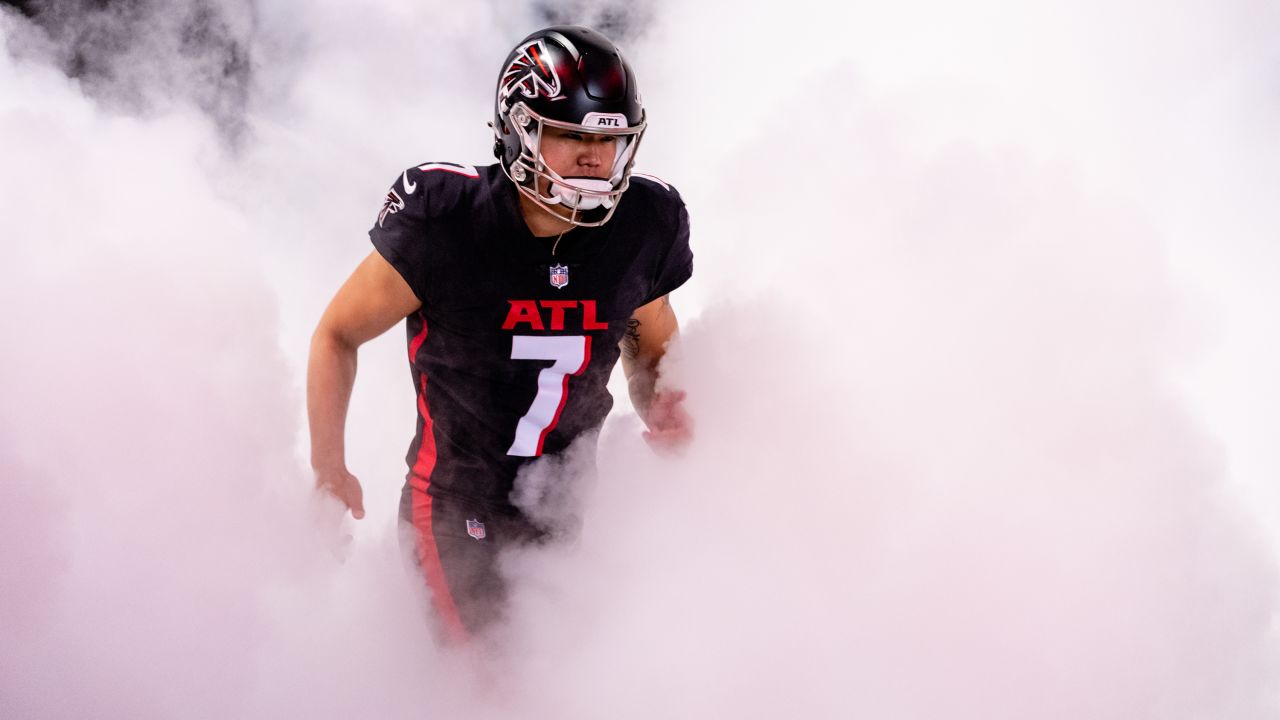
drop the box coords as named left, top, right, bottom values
left=506, top=335, right=592, bottom=457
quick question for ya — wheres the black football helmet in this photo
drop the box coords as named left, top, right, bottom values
left=493, top=26, right=646, bottom=227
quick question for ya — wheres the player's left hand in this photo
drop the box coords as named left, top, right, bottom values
left=642, top=389, right=693, bottom=452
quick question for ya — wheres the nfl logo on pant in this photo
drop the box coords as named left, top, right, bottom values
left=466, top=518, right=486, bottom=540
left=549, top=264, right=569, bottom=289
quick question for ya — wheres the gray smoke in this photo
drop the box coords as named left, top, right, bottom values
left=4, top=0, right=256, bottom=140
left=1, top=0, right=1278, bottom=718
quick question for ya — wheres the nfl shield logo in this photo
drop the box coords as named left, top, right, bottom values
left=466, top=518, right=486, bottom=541
left=549, top=264, right=569, bottom=289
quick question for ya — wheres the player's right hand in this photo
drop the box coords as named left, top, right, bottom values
left=314, top=466, right=366, bottom=520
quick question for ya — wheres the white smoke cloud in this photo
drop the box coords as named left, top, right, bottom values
left=0, top=7, right=461, bottom=718
left=1, top=0, right=1277, bottom=718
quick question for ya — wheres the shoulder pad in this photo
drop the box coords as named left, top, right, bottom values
left=415, top=162, right=480, bottom=178
left=627, top=172, right=685, bottom=213
left=399, top=162, right=482, bottom=219
left=630, top=172, right=672, bottom=192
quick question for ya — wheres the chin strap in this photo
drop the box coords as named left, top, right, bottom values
left=551, top=227, right=570, bottom=256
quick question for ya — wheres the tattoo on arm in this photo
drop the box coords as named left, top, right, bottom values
left=622, top=318, right=641, bottom=359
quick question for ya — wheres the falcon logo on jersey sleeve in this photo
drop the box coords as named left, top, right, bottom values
left=499, top=39, right=562, bottom=102
left=378, top=188, right=405, bottom=228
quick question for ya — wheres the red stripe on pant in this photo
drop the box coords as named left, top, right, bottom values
left=407, top=315, right=467, bottom=643
left=410, top=476, right=467, bottom=644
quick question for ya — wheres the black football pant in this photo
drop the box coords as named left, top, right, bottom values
left=399, top=480, right=546, bottom=642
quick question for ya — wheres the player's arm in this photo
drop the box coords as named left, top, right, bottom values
left=620, top=294, right=692, bottom=449
left=307, top=250, right=422, bottom=518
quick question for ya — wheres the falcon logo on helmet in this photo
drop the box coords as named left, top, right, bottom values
left=499, top=39, right=562, bottom=103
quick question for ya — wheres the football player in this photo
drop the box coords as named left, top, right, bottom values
left=307, top=25, right=693, bottom=641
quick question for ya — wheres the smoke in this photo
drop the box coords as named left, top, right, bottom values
left=2, top=0, right=1278, bottom=718
left=4, top=0, right=255, bottom=139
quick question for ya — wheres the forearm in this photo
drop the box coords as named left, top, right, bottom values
left=620, top=300, right=678, bottom=421
left=621, top=297, right=692, bottom=449
left=622, top=353, right=660, bottom=418
left=307, top=328, right=359, bottom=472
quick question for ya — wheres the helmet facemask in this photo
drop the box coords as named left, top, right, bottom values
left=503, top=101, right=646, bottom=228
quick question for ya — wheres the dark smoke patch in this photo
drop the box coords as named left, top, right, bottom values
left=532, top=0, right=655, bottom=45
left=4, top=0, right=255, bottom=143
left=0, top=0, right=37, bottom=18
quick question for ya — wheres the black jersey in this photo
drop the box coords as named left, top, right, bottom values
left=369, top=162, right=692, bottom=509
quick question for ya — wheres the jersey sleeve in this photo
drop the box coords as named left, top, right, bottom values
left=368, top=169, right=430, bottom=302
left=643, top=191, right=694, bottom=305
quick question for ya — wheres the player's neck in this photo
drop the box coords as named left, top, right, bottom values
left=517, top=192, right=576, bottom=238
